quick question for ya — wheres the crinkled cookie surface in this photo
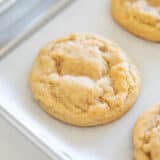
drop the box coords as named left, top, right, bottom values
left=112, top=0, right=160, bottom=42
left=134, top=103, right=160, bottom=160
left=29, top=33, right=140, bottom=126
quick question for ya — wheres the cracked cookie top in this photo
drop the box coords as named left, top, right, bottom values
left=134, top=103, right=160, bottom=160
left=112, top=0, right=160, bottom=41
left=126, top=0, right=160, bottom=18
left=29, top=33, right=140, bottom=126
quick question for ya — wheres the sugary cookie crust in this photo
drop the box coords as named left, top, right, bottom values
left=133, top=104, right=160, bottom=160
left=111, top=0, right=160, bottom=42
left=29, top=33, right=140, bottom=126
left=128, top=0, right=160, bottom=18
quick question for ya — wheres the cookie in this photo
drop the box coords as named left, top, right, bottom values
left=111, top=0, right=160, bottom=42
left=133, top=103, right=160, bottom=160
left=29, top=33, right=140, bottom=126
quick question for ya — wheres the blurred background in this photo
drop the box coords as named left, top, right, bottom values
left=0, top=0, right=68, bottom=58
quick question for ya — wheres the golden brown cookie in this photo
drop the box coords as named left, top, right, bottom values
left=29, top=33, right=140, bottom=126
left=133, top=103, right=160, bottom=160
left=111, top=0, right=160, bottom=42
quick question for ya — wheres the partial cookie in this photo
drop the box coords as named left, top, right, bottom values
left=29, top=33, right=140, bottom=126
left=133, top=103, right=160, bottom=160
left=111, top=0, right=160, bottom=42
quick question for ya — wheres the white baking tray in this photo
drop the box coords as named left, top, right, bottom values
left=0, top=0, right=160, bottom=160
left=0, top=0, right=73, bottom=59
left=0, top=0, right=16, bottom=14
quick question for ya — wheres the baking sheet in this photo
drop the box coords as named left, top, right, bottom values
left=0, top=0, right=160, bottom=160
left=0, top=0, right=16, bottom=14
left=0, top=0, right=73, bottom=59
